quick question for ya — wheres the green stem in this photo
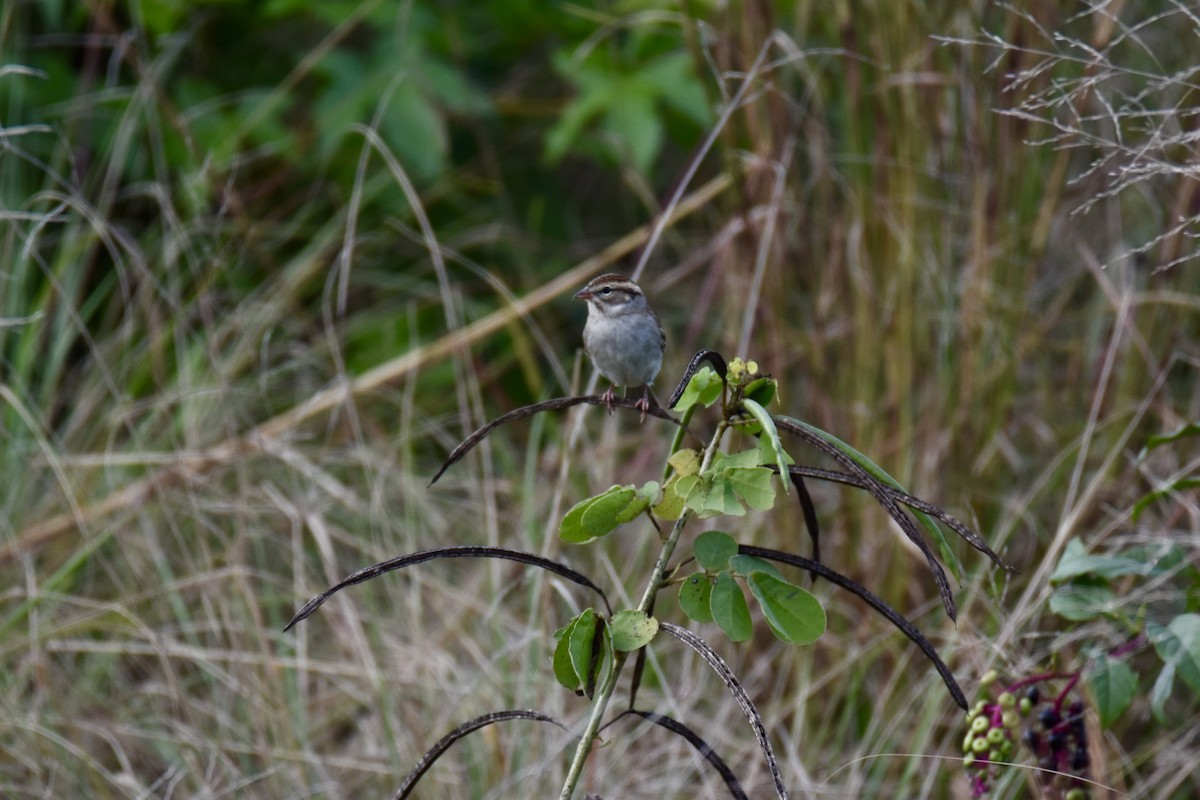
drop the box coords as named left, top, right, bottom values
left=558, top=421, right=728, bottom=799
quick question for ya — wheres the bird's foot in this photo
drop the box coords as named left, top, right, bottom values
left=635, top=388, right=652, bottom=423
left=601, top=385, right=618, bottom=415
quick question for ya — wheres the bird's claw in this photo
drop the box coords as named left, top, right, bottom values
left=635, top=388, right=652, bottom=423
left=601, top=386, right=618, bottom=415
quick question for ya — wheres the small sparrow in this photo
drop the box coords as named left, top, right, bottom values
left=575, top=273, right=665, bottom=419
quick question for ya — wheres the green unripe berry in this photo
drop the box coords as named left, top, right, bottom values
left=998, top=692, right=1016, bottom=709
left=1002, top=710, right=1020, bottom=729
left=981, top=670, right=998, bottom=686
left=974, top=699, right=988, bottom=713
left=1065, top=789, right=1086, bottom=800
left=987, top=726, right=1006, bottom=744
left=989, top=749, right=1001, bottom=762
left=963, top=733, right=976, bottom=753
left=972, top=736, right=990, bottom=754
left=1019, top=697, right=1032, bottom=715
left=963, top=753, right=976, bottom=768
left=971, top=716, right=990, bottom=733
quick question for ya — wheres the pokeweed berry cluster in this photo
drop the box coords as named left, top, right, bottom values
left=962, top=670, right=1092, bottom=799
left=962, top=672, right=1020, bottom=797
left=1022, top=686, right=1090, bottom=800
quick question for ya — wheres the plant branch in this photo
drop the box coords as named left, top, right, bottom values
left=558, top=421, right=728, bottom=799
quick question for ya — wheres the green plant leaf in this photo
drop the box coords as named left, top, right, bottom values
left=743, top=376, right=777, bottom=406
left=1151, top=613, right=1200, bottom=696
left=740, top=398, right=790, bottom=494
left=1138, top=422, right=1200, bottom=457
left=776, top=416, right=964, bottom=582
left=729, top=554, right=784, bottom=582
left=679, top=473, right=745, bottom=518
left=1087, top=653, right=1136, bottom=727
left=609, top=609, right=658, bottom=652
left=553, top=609, right=599, bottom=694
left=723, top=466, right=776, bottom=511
left=560, top=485, right=647, bottom=543
left=582, top=486, right=641, bottom=535
left=667, top=448, right=702, bottom=477
left=678, top=572, right=713, bottom=623
left=636, top=480, right=661, bottom=506
left=746, top=571, right=826, bottom=645
left=693, top=530, right=738, bottom=571
left=605, top=88, right=661, bottom=172
left=672, top=366, right=723, bottom=412
left=710, top=571, right=752, bottom=642
left=1051, top=537, right=1156, bottom=582
left=1132, top=477, right=1200, bottom=522
left=654, top=473, right=686, bottom=520
left=1149, top=657, right=1175, bottom=722
left=1049, top=582, right=1117, bottom=621
left=720, top=445, right=764, bottom=469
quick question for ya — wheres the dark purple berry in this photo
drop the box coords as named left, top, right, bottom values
left=1049, top=730, right=1066, bottom=752
left=1038, top=707, right=1060, bottom=729
left=1072, top=747, right=1089, bottom=771
left=1025, top=686, right=1040, bottom=705
left=1023, top=728, right=1040, bottom=750
left=1069, top=700, right=1083, bottom=716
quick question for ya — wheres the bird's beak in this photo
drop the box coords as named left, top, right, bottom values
left=574, top=288, right=592, bottom=301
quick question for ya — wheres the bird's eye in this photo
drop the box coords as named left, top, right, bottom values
left=600, top=287, right=613, bottom=295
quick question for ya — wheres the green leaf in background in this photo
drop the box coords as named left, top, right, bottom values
left=774, top=416, right=965, bottom=582
left=1051, top=538, right=1155, bottom=582
left=1087, top=653, right=1136, bottom=727
left=1133, top=478, right=1200, bottom=522
left=710, top=571, right=752, bottom=642
left=746, top=571, right=826, bottom=645
left=609, top=609, right=658, bottom=652
left=553, top=608, right=600, bottom=694
left=1149, top=660, right=1175, bottom=722
left=740, top=398, right=790, bottom=494
left=693, top=530, right=738, bottom=571
left=729, top=554, right=784, bottom=582
left=1138, top=422, right=1200, bottom=458
left=671, top=366, right=723, bottom=413
left=678, top=572, right=713, bottom=623
left=1151, top=614, right=1200, bottom=696
left=547, top=48, right=709, bottom=173
left=1049, top=582, right=1117, bottom=622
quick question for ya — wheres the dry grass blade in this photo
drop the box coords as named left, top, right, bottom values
left=391, top=710, right=574, bottom=800
left=659, top=621, right=789, bottom=800
left=772, top=416, right=958, bottom=621
left=609, top=709, right=749, bottom=800
left=3, top=175, right=731, bottom=566
left=428, top=395, right=685, bottom=486
left=738, top=545, right=967, bottom=710
left=284, top=545, right=612, bottom=630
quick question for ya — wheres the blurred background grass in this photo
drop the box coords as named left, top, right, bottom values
left=2, top=1, right=1197, bottom=797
